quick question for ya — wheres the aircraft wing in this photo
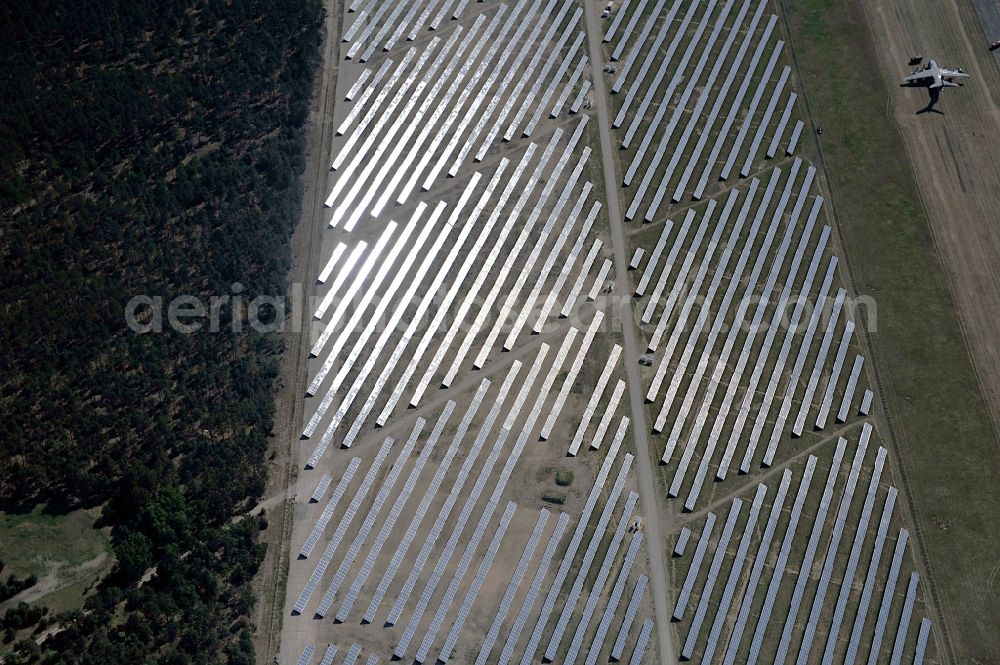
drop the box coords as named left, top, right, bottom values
left=903, top=70, right=935, bottom=82
left=941, top=68, right=970, bottom=78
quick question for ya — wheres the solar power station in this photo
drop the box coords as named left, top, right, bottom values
left=281, top=1, right=938, bottom=663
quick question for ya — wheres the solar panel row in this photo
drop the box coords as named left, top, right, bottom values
left=585, top=532, right=646, bottom=665
left=612, top=575, right=649, bottom=661
left=496, top=513, right=571, bottom=665
left=563, top=492, right=640, bottom=663
left=474, top=509, right=552, bottom=665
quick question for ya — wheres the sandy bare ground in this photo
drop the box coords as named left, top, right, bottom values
left=11, top=553, right=110, bottom=607
left=859, top=0, right=1000, bottom=441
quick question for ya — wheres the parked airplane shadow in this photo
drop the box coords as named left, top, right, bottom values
left=901, top=81, right=945, bottom=115
left=918, top=85, right=945, bottom=115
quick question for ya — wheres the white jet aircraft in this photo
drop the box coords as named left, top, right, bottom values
left=903, top=59, right=969, bottom=89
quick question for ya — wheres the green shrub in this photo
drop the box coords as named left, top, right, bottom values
left=554, top=470, right=574, bottom=487
left=542, top=492, right=567, bottom=506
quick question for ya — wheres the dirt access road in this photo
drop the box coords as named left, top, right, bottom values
left=583, top=3, right=678, bottom=663
left=251, top=0, right=341, bottom=661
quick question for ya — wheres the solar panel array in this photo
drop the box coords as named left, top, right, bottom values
left=612, top=574, right=649, bottom=661
left=516, top=449, right=658, bottom=665
left=435, top=500, right=518, bottom=663
left=493, top=512, right=571, bottom=665
left=332, top=405, right=456, bottom=621
left=318, top=644, right=337, bottom=665
left=304, top=70, right=611, bottom=464
left=622, top=160, right=870, bottom=511
left=341, top=643, right=360, bottom=665
left=605, top=0, right=803, bottom=213
left=474, top=509, right=556, bottom=665
left=673, top=526, right=691, bottom=557
left=287, top=324, right=653, bottom=663
left=600, top=1, right=935, bottom=661
left=299, top=458, right=361, bottom=559
left=522, top=444, right=635, bottom=663
left=585, top=531, right=645, bottom=665
left=669, top=425, right=932, bottom=663
left=554, top=490, right=638, bottom=662
left=310, top=474, right=332, bottom=503
left=278, top=1, right=938, bottom=663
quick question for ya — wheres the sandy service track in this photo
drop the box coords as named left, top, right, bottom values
left=583, top=3, right=677, bottom=664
